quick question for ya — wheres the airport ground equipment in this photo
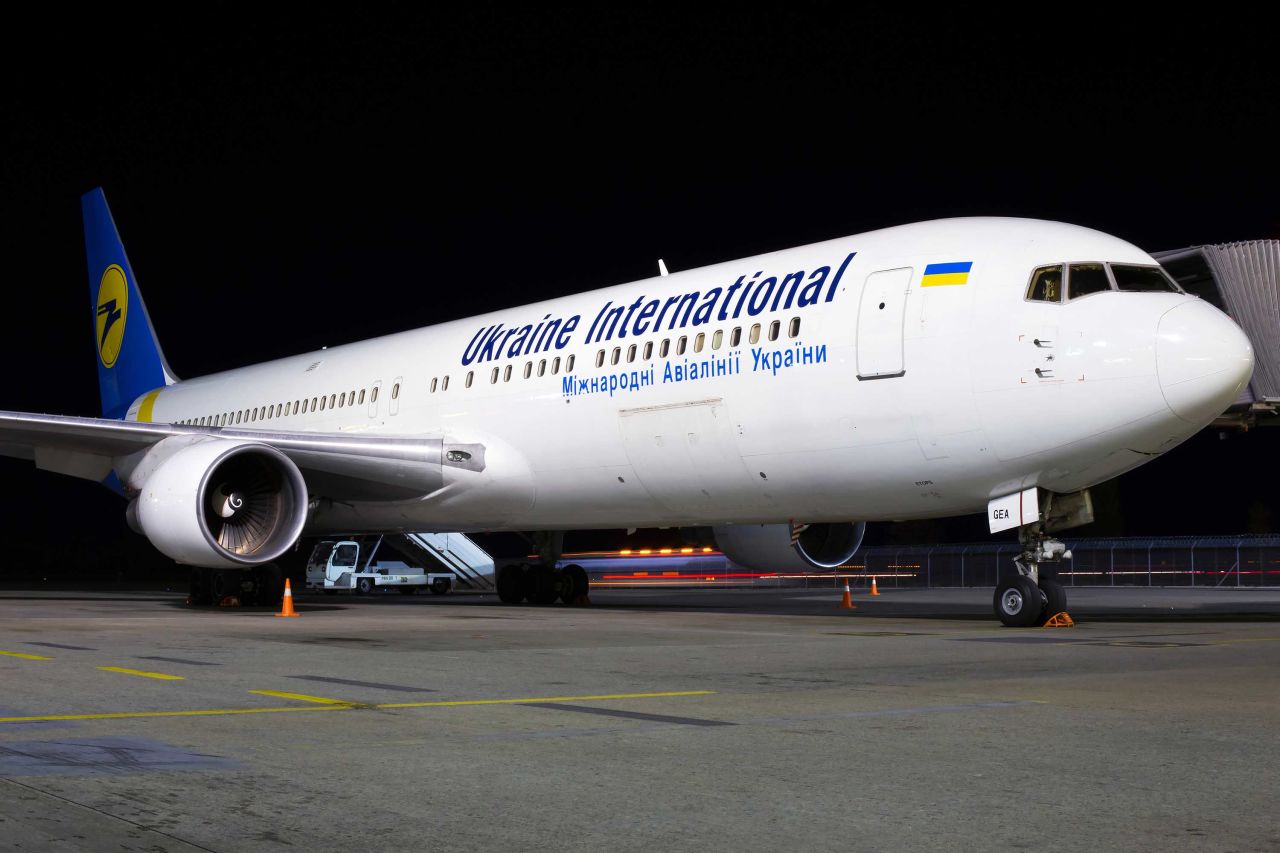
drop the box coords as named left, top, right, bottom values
left=305, top=538, right=454, bottom=595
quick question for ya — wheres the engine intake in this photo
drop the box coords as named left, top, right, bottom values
left=132, top=438, right=308, bottom=567
left=713, top=521, right=866, bottom=573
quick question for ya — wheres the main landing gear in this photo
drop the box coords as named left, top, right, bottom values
left=188, top=564, right=284, bottom=607
left=993, top=525, right=1071, bottom=628
left=495, top=531, right=590, bottom=606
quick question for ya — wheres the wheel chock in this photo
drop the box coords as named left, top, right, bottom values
left=218, top=595, right=241, bottom=608
left=1043, top=612, right=1075, bottom=628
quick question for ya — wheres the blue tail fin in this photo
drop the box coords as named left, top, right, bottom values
left=82, top=189, right=176, bottom=419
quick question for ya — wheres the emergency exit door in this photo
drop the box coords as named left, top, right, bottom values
left=856, top=267, right=912, bottom=379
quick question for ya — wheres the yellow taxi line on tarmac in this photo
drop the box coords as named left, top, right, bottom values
left=375, top=690, right=716, bottom=709
left=0, top=690, right=716, bottom=725
left=0, top=650, right=52, bottom=661
left=249, top=690, right=356, bottom=705
left=97, top=666, right=185, bottom=681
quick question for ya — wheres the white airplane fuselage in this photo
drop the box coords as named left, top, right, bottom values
left=123, top=217, right=1253, bottom=535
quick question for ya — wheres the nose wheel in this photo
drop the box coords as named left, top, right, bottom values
left=994, top=523, right=1072, bottom=627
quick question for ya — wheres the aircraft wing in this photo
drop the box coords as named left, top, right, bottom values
left=0, top=410, right=483, bottom=501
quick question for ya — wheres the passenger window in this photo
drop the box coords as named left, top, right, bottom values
left=789, top=317, right=800, bottom=337
left=504, top=365, right=512, bottom=382
left=236, top=411, right=243, bottom=424
left=490, top=367, right=499, bottom=384
left=694, top=333, right=705, bottom=353
left=750, top=324, right=761, bottom=344
left=538, top=359, right=546, bottom=377
left=370, top=387, right=378, bottom=403
left=769, top=320, right=780, bottom=341
left=712, top=330, right=723, bottom=349
left=627, top=344, right=637, bottom=363
left=319, top=397, right=326, bottom=411
left=390, top=385, right=399, bottom=400
left=611, top=347, right=621, bottom=365
left=524, top=362, right=532, bottom=379
left=293, top=401, right=299, bottom=415
left=1111, top=264, right=1179, bottom=293
left=730, top=327, right=741, bottom=346
left=430, top=378, right=438, bottom=393
left=465, top=371, right=474, bottom=388
left=349, top=389, right=355, bottom=404
left=676, top=336, right=687, bottom=355
left=442, top=376, right=449, bottom=391
left=552, top=357, right=561, bottom=374
left=596, top=350, right=605, bottom=368
left=660, top=339, right=670, bottom=357
left=340, top=392, right=347, bottom=406
left=566, top=354, right=574, bottom=371
left=358, top=390, right=365, bottom=405
left=329, top=394, right=337, bottom=409
left=1027, top=265, right=1064, bottom=302
left=1068, top=263, right=1111, bottom=300
left=643, top=341, right=653, bottom=360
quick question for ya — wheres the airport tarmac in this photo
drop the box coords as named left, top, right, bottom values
left=1, top=587, right=1277, bottom=852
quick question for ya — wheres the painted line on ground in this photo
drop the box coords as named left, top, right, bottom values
left=26, top=642, right=96, bottom=651
left=287, top=675, right=435, bottom=693
left=0, top=651, right=52, bottom=661
left=248, top=690, right=355, bottom=706
left=136, top=656, right=221, bottom=667
left=96, top=667, right=185, bottom=681
left=0, top=691, right=716, bottom=725
left=522, top=702, right=736, bottom=727
left=375, top=691, right=715, bottom=709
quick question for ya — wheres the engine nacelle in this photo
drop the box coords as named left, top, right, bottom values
left=713, top=522, right=866, bottom=573
left=130, top=437, right=308, bottom=568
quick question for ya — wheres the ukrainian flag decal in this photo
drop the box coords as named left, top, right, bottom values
left=921, top=261, right=972, bottom=287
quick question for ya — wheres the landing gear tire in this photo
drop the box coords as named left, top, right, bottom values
left=496, top=564, right=526, bottom=605
left=559, top=564, right=589, bottom=605
left=211, top=570, right=235, bottom=602
left=254, top=563, right=284, bottom=608
left=356, top=576, right=376, bottom=595
left=189, top=567, right=212, bottom=606
left=1039, top=577, right=1067, bottom=623
left=994, top=576, right=1044, bottom=628
left=527, top=565, right=560, bottom=606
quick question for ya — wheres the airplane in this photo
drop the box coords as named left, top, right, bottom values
left=0, top=189, right=1254, bottom=626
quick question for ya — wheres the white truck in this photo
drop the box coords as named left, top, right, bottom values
left=304, top=539, right=454, bottom=595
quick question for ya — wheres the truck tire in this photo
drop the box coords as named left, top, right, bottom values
left=430, top=578, right=451, bottom=595
left=356, top=577, right=375, bottom=595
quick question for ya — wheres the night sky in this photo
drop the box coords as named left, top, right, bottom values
left=2, top=12, right=1277, bottom=570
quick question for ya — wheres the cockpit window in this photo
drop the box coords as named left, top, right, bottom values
left=1026, top=265, right=1064, bottom=302
left=1111, top=264, right=1179, bottom=293
left=1067, top=263, right=1111, bottom=300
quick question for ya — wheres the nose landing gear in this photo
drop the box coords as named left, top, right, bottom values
left=993, top=524, right=1073, bottom=627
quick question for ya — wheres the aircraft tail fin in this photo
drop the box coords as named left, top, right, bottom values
left=82, top=189, right=177, bottom=419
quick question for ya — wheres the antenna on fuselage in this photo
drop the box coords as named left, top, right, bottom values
left=658, top=259, right=669, bottom=277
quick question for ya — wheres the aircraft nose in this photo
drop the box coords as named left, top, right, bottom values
left=1156, top=300, right=1254, bottom=424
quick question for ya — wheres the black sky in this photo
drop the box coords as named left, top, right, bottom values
left=1, top=11, right=1277, bottom=561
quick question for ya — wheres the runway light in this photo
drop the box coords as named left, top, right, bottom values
left=619, top=549, right=632, bottom=555
left=639, top=548, right=652, bottom=555
left=681, top=547, right=693, bottom=554
left=702, top=547, right=713, bottom=553
left=660, top=548, right=672, bottom=554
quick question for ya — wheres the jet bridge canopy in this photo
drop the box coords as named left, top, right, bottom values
left=1154, top=240, right=1280, bottom=426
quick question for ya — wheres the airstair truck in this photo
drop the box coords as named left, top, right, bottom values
left=305, top=539, right=453, bottom=595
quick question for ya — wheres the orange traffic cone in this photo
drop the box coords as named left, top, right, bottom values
left=870, top=576, right=880, bottom=596
left=275, top=578, right=300, bottom=617
left=839, top=578, right=854, bottom=609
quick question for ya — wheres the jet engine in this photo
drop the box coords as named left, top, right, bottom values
left=127, top=438, right=308, bottom=567
left=713, top=521, right=866, bottom=573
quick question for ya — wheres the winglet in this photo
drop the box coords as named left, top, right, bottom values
left=82, top=189, right=177, bottom=419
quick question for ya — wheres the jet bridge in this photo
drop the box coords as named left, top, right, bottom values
left=1155, top=240, right=1280, bottom=428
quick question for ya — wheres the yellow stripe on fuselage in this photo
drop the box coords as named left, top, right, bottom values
left=136, top=389, right=162, bottom=423
left=920, top=272, right=969, bottom=287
